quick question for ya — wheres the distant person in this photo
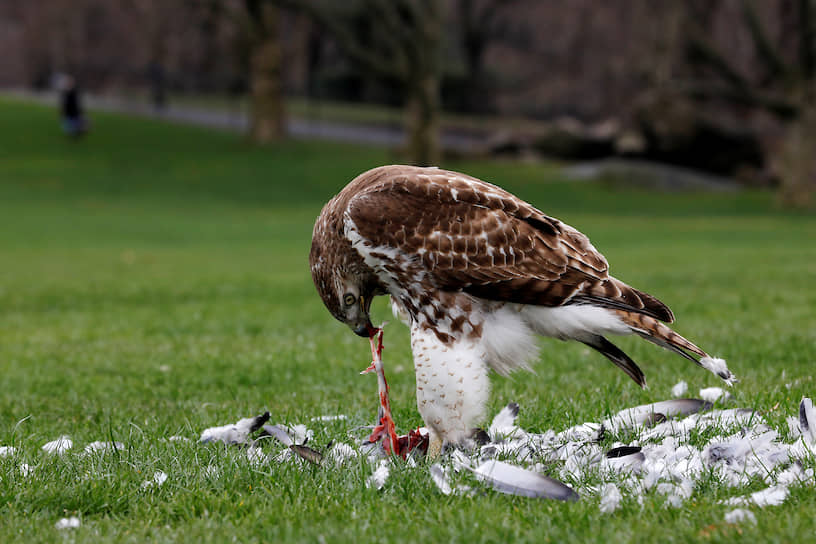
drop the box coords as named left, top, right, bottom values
left=59, top=75, right=87, bottom=137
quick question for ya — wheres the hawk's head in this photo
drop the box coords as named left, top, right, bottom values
left=310, top=209, right=380, bottom=337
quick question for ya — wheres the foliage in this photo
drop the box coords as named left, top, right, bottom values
left=1, top=98, right=815, bottom=542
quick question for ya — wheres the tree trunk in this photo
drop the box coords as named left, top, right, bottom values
left=778, top=100, right=816, bottom=209
left=405, top=74, right=441, bottom=166
left=249, top=4, right=285, bottom=143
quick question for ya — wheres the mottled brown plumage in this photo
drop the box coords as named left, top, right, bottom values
left=310, top=165, right=734, bottom=447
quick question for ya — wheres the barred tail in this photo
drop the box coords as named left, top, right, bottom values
left=614, top=310, right=737, bottom=385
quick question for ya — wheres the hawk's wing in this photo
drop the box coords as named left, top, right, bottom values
left=345, top=167, right=672, bottom=322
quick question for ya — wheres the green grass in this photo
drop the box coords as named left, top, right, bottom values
left=1, top=96, right=815, bottom=543
left=123, top=90, right=560, bottom=134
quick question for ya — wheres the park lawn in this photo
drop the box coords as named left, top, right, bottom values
left=0, top=96, right=815, bottom=543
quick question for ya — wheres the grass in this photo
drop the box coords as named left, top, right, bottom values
left=118, top=90, right=559, bottom=134
left=1, top=96, right=815, bottom=543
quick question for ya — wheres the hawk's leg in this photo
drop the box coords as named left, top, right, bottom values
left=361, top=327, right=400, bottom=456
left=427, top=433, right=443, bottom=459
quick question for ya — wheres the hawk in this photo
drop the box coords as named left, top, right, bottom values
left=310, top=165, right=734, bottom=454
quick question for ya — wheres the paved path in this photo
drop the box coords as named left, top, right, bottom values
left=2, top=89, right=484, bottom=152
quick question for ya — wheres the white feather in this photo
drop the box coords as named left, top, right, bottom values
left=522, top=304, right=631, bottom=340
left=699, top=387, right=730, bottom=403
left=800, top=397, right=816, bottom=445
left=671, top=381, right=688, bottom=397
left=724, top=485, right=789, bottom=507
left=470, top=459, right=578, bottom=500
left=326, top=442, right=358, bottom=465
left=599, top=483, right=623, bottom=513
left=389, top=296, right=411, bottom=326
left=83, top=441, right=124, bottom=454
left=42, top=436, right=72, bottom=455
left=429, top=464, right=453, bottom=495
left=55, top=517, right=81, bottom=530
left=724, top=509, right=757, bottom=525
left=699, top=356, right=737, bottom=385
left=488, top=403, right=523, bottom=441
left=366, top=459, right=390, bottom=490
left=481, top=304, right=539, bottom=375
left=140, top=470, right=168, bottom=489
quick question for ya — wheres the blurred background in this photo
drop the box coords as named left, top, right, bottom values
left=1, top=0, right=814, bottom=206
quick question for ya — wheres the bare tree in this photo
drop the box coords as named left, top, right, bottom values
left=679, top=0, right=815, bottom=206
left=454, top=0, right=526, bottom=113
left=282, top=0, right=445, bottom=165
left=245, top=0, right=287, bottom=143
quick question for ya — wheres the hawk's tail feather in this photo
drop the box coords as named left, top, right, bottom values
left=582, top=335, right=646, bottom=388
left=571, top=277, right=674, bottom=323
left=613, top=310, right=737, bottom=385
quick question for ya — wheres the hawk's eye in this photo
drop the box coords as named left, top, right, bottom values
left=343, top=293, right=356, bottom=307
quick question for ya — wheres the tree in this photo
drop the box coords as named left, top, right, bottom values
left=245, top=0, right=286, bottom=143
left=283, top=0, right=445, bottom=165
left=453, top=0, right=525, bottom=113
left=680, top=0, right=816, bottom=206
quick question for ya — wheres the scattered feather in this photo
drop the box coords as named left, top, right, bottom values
left=325, top=442, right=358, bottom=465
left=599, top=483, right=622, bottom=513
left=199, top=412, right=270, bottom=445
left=290, top=444, right=323, bottom=465
left=261, top=424, right=294, bottom=447
left=366, top=459, right=390, bottom=490
left=282, top=424, right=313, bottom=445
left=55, top=517, right=81, bottom=530
left=603, top=447, right=644, bottom=474
left=246, top=446, right=268, bottom=466
left=19, top=463, right=33, bottom=477
left=260, top=423, right=313, bottom=448
left=450, top=449, right=473, bottom=472
left=84, top=441, right=124, bottom=454
left=557, top=422, right=602, bottom=442
left=0, top=446, right=16, bottom=457
left=42, top=436, right=73, bottom=455
left=771, top=464, right=808, bottom=487
left=430, top=463, right=453, bottom=495
left=471, top=460, right=578, bottom=501
left=671, top=381, right=688, bottom=397
left=185, top=394, right=816, bottom=518
left=787, top=416, right=803, bottom=439
left=606, top=445, right=642, bottom=458
left=141, top=470, right=168, bottom=489
left=603, top=398, right=709, bottom=432
left=656, top=480, right=693, bottom=508
left=724, top=485, right=789, bottom=507
left=310, top=415, right=347, bottom=422
left=488, top=402, right=522, bottom=441
left=724, top=509, right=757, bottom=525
left=751, top=485, right=790, bottom=507
left=699, top=387, right=730, bottom=403
left=800, top=397, right=815, bottom=445
left=168, top=436, right=190, bottom=442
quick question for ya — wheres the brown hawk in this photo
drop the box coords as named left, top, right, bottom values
left=310, top=165, right=734, bottom=453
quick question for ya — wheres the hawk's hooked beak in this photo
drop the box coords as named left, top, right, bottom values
left=352, top=295, right=375, bottom=337
left=353, top=321, right=375, bottom=337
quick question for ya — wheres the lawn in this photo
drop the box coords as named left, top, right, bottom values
left=1, top=96, right=815, bottom=543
